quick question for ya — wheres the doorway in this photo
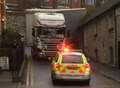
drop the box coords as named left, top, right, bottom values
left=109, top=46, right=113, bottom=64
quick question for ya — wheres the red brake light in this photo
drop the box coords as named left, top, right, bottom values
left=79, top=64, right=90, bottom=73
left=84, top=64, right=90, bottom=68
left=84, top=64, right=91, bottom=72
left=54, top=64, right=66, bottom=73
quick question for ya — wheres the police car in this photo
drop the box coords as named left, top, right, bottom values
left=51, top=48, right=91, bottom=85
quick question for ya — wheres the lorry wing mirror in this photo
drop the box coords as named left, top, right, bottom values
left=32, top=28, right=35, bottom=37
left=87, top=57, right=90, bottom=62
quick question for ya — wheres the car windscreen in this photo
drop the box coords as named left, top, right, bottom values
left=62, top=55, right=83, bottom=63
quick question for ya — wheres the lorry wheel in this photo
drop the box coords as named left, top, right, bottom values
left=32, top=54, right=38, bottom=60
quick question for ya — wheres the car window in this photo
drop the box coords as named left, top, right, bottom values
left=62, top=55, right=83, bottom=63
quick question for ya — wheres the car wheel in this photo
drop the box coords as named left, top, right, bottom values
left=52, top=78, right=58, bottom=85
left=85, top=79, right=90, bottom=85
left=51, top=73, right=58, bottom=85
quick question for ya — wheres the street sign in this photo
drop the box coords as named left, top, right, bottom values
left=0, top=56, right=9, bottom=70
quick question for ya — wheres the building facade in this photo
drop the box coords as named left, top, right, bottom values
left=0, top=0, right=6, bottom=33
left=7, top=0, right=110, bottom=9
left=0, top=0, right=2, bottom=33
left=6, top=0, right=20, bottom=11
left=6, top=0, right=17, bottom=3
left=19, top=0, right=86, bottom=9
left=77, top=0, right=120, bottom=69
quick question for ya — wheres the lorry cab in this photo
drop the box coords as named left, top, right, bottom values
left=32, top=12, right=66, bottom=59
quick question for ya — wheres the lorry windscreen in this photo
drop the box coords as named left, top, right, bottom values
left=37, top=28, right=65, bottom=38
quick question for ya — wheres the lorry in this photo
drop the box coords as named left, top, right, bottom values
left=26, top=9, right=66, bottom=60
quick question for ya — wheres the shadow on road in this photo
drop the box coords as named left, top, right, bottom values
left=52, top=81, right=90, bottom=87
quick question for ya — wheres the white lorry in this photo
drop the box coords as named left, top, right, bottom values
left=26, top=9, right=66, bottom=60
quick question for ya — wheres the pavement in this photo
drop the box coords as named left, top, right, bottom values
left=0, top=71, right=18, bottom=88
left=91, top=60, right=120, bottom=83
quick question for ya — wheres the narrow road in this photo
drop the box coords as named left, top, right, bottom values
left=30, top=60, right=120, bottom=88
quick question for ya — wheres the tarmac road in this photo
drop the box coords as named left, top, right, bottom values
left=30, top=60, right=120, bottom=88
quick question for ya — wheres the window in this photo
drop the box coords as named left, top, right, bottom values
left=94, top=33, right=98, bottom=38
left=57, top=0, right=69, bottom=8
left=101, top=0, right=105, bottom=4
left=95, top=48, right=98, bottom=61
left=108, top=28, right=114, bottom=33
left=44, top=0, right=49, bottom=2
left=109, top=46, right=113, bottom=64
left=85, top=0, right=95, bottom=5
left=107, top=14, right=113, bottom=29
left=62, top=55, right=83, bottom=63
left=74, top=0, right=78, bottom=3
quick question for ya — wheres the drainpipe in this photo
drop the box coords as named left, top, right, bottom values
left=113, top=8, right=118, bottom=67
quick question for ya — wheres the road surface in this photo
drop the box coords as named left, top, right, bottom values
left=30, top=60, right=120, bottom=88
